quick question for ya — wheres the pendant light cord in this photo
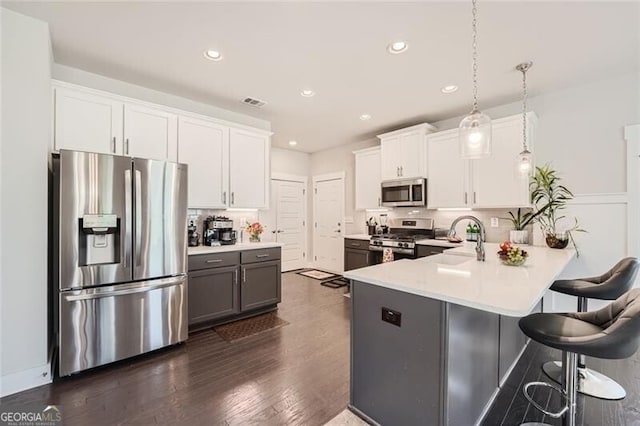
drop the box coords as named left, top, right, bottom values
left=521, top=65, right=528, bottom=151
left=472, top=0, right=479, bottom=113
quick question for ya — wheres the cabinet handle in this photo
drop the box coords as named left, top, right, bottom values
left=464, top=192, right=468, bottom=204
left=396, top=166, right=400, bottom=177
left=242, top=267, right=246, bottom=284
left=351, top=243, right=361, bottom=247
left=125, top=138, right=130, bottom=155
left=256, top=254, right=270, bottom=258
left=473, top=192, right=477, bottom=204
left=400, top=166, right=403, bottom=176
left=234, top=269, right=238, bottom=285
left=222, top=191, right=226, bottom=205
left=205, top=259, right=222, bottom=264
left=112, top=136, right=116, bottom=153
left=378, top=197, right=381, bottom=207
left=231, top=192, right=235, bottom=205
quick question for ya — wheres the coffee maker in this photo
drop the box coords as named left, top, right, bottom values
left=188, top=220, right=199, bottom=247
left=203, top=216, right=237, bottom=246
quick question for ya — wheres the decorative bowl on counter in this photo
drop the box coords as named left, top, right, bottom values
left=497, top=241, right=528, bottom=266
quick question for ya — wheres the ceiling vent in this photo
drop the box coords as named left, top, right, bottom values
left=241, top=97, right=267, bottom=108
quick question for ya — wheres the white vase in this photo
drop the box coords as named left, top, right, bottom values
left=510, top=230, right=528, bottom=244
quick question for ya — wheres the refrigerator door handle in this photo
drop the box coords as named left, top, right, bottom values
left=134, top=169, right=143, bottom=267
left=63, top=276, right=185, bottom=301
left=124, top=168, right=132, bottom=268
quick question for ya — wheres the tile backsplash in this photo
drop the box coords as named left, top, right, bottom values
left=363, top=207, right=534, bottom=244
left=187, top=209, right=259, bottom=244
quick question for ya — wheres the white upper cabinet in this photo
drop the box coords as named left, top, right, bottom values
left=472, top=113, right=536, bottom=208
left=124, top=103, right=177, bottom=161
left=54, top=86, right=123, bottom=155
left=228, top=128, right=270, bottom=209
left=427, top=130, right=469, bottom=209
left=354, top=147, right=382, bottom=210
left=379, top=123, right=437, bottom=181
left=177, top=116, right=229, bottom=209
left=427, top=113, right=537, bottom=209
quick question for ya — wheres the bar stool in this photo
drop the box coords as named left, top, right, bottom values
left=519, top=289, right=640, bottom=426
left=543, top=257, right=639, bottom=400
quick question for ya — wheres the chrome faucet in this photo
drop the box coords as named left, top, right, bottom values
left=448, top=215, right=486, bottom=262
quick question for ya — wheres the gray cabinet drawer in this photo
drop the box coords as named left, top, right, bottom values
left=241, top=247, right=281, bottom=264
left=188, top=251, right=240, bottom=271
left=345, top=238, right=369, bottom=250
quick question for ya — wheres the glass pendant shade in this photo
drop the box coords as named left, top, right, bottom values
left=515, top=149, right=533, bottom=178
left=459, top=110, right=492, bottom=159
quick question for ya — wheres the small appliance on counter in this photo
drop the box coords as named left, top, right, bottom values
left=188, top=220, right=199, bottom=247
left=203, top=216, right=237, bottom=246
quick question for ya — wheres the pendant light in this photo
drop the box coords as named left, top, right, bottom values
left=459, top=0, right=491, bottom=159
left=515, top=61, right=533, bottom=178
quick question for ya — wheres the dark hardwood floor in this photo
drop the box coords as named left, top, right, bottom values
left=482, top=340, right=640, bottom=426
left=3, top=272, right=640, bottom=426
left=0, top=272, right=351, bottom=425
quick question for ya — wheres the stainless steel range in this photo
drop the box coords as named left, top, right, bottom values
left=369, top=218, right=436, bottom=258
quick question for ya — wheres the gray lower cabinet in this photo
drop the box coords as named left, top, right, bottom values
left=416, top=245, right=446, bottom=257
left=241, top=260, right=281, bottom=311
left=345, top=238, right=373, bottom=271
left=188, top=265, right=239, bottom=324
left=188, top=247, right=282, bottom=330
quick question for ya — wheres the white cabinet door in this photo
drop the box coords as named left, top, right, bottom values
left=229, top=128, right=270, bottom=208
left=398, top=131, right=425, bottom=178
left=472, top=114, right=533, bottom=208
left=427, top=130, right=469, bottom=208
left=54, top=87, right=123, bottom=155
left=380, top=135, right=402, bottom=180
left=177, top=116, right=229, bottom=209
left=124, top=103, right=177, bottom=161
left=355, top=148, right=382, bottom=210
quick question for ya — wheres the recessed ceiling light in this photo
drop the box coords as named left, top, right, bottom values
left=360, top=114, right=372, bottom=121
left=288, top=140, right=298, bottom=146
left=441, top=85, right=459, bottom=94
left=387, top=41, right=409, bottom=54
left=203, top=50, right=223, bottom=61
left=301, top=89, right=315, bottom=97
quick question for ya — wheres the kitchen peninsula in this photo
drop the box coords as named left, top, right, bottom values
left=343, top=243, right=576, bottom=426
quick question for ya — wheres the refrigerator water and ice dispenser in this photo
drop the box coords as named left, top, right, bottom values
left=78, top=214, right=120, bottom=266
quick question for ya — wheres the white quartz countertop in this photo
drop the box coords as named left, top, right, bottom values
left=344, top=234, right=372, bottom=241
left=188, top=242, right=283, bottom=256
left=344, top=243, right=576, bottom=317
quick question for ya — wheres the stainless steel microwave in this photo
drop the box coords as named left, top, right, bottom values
left=381, top=178, right=427, bottom=207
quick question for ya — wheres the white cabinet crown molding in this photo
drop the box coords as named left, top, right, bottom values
left=52, top=80, right=273, bottom=137
left=352, top=146, right=381, bottom=155
left=377, top=122, right=437, bottom=139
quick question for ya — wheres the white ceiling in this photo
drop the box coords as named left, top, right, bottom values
left=4, top=1, right=639, bottom=153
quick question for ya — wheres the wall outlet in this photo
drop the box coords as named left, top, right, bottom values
left=490, top=217, right=499, bottom=228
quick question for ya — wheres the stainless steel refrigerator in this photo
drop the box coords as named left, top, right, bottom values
left=52, top=149, right=188, bottom=376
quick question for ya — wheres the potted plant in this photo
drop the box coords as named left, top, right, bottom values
left=245, top=221, right=265, bottom=242
left=503, top=207, right=545, bottom=244
left=529, top=164, right=585, bottom=250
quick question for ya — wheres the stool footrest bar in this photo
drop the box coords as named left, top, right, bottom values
left=523, top=381, right=569, bottom=418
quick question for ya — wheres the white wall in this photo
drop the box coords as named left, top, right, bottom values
left=0, top=8, right=53, bottom=396
left=53, top=63, right=271, bottom=132
left=271, top=147, right=310, bottom=177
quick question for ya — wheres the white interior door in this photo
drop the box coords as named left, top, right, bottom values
left=313, top=176, right=344, bottom=274
left=275, top=180, right=306, bottom=271
left=260, top=178, right=307, bottom=272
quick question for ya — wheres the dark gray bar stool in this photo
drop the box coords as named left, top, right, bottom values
left=519, top=289, right=640, bottom=426
left=543, top=257, right=639, bottom=400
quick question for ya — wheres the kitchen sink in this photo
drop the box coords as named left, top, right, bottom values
left=419, top=253, right=473, bottom=266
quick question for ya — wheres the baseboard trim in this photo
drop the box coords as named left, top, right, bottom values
left=1, top=363, right=52, bottom=398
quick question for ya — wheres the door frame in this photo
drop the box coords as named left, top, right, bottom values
left=625, top=124, right=640, bottom=260
left=312, top=171, right=346, bottom=273
left=270, top=172, right=309, bottom=271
